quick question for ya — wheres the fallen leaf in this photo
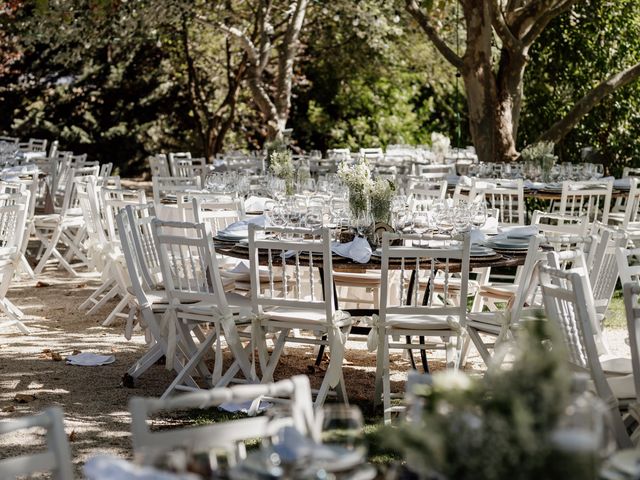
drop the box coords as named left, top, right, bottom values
left=75, top=283, right=87, bottom=288
left=35, top=281, right=50, bottom=288
left=2, top=405, right=15, bottom=412
left=14, top=394, right=36, bottom=403
left=72, top=349, right=81, bottom=355
left=42, top=349, right=52, bottom=354
left=68, top=430, right=77, bottom=442
left=51, top=352, right=62, bottom=361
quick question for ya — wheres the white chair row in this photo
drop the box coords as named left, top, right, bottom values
left=0, top=375, right=316, bottom=479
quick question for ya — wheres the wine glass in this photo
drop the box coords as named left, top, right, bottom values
left=471, top=202, right=487, bottom=229
left=304, top=206, right=323, bottom=230
left=453, top=206, right=471, bottom=234
left=354, top=210, right=373, bottom=238
left=435, top=208, right=454, bottom=238
left=319, top=404, right=366, bottom=457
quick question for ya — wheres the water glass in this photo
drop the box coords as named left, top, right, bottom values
left=319, top=404, right=366, bottom=457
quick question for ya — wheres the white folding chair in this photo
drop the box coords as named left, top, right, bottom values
left=118, top=207, right=207, bottom=390
left=0, top=407, right=73, bottom=480
left=167, top=151, right=192, bottom=176
left=471, top=178, right=525, bottom=226
left=249, top=225, right=352, bottom=408
left=151, top=176, right=202, bottom=220
left=622, top=282, right=640, bottom=443
left=548, top=246, right=630, bottom=376
left=33, top=166, right=99, bottom=276
left=129, top=376, right=317, bottom=468
left=531, top=210, right=589, bottom=251
left=540, top=265, right=633, bottom=448
left=406, top=178, right=447, bottom=206
left=373, top=232, right=470, bottom=423
left=0, top=192, right=31, bottom=334
left=152, top=219, right=254, bottom=399
left=558, top=179, right=613, bottom=224
left=148, top=154, right=170, bottom=177
left=465, top=235, right=544, bottom=365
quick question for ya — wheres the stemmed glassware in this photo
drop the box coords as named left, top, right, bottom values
left=353, top=210, right=373, bottom=238
left=471, top=202, right=487, bottom=229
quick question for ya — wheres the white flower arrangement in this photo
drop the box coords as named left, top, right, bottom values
left=338, top=158, right=373, bottom=216
left=337, top=157, right=372, bottom=192
left=431, top=132, right=451, bottom=157
left=269, top=150, right=294, bottom=180
left=520, top=141, right=555, bottom=163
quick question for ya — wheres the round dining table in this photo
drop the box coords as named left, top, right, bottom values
left=214, top=235, right=532, bottom=372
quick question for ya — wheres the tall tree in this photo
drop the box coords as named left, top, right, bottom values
left=405, top=0, right=640, bottom=163
left=210, top=0, right=310, bottom=142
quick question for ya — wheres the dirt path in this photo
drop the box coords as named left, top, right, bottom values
left=0, top=267, right=630, bottom=476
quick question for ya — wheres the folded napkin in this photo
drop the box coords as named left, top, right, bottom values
left=470, top=229, right=487, bottom=245
left=446, top=174, right=460, bottom=185
left=473, top=180, right=497, bottom=190
left=66, top=352, right=115, bottom=366
left=244, top=195, right=272, bottom=212
left=331, top=237, right=372, bottom=263
left=480, top=216, right=499, bottom=235
left=84, top=456, right=199, bottom=480
left=218, top=400, right=272, bottom=414
left=523, top=180, right=545, bottom=190
left=614, top=177, right=633, bottom=189
left=223, top=260, right=269, bottom=279
left=494, top=225, right=538, bottom=240
left=458, top=175, right=472, bottom=187
left=219, top=214, right=268, bottom=236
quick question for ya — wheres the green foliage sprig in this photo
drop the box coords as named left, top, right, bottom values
left=385, top=320, right=581, bottom=480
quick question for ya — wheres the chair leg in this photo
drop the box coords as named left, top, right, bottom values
left=467, top=327, right=493, bottom=366
left=34, top=227, right=63, bottom=275
left=102, top=294, right=132, bottom=326
left=261, top=329, right=289, bottom=383
left=382, top=338, right=391, bottom=424
left=80, top=278, right=114, bottom=311
left=160, top=325, right=218, bottom=400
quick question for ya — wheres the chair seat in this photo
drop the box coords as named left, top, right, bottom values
left=600, top=355, right=632, bottom=376
left=334, top=271, right=381, bottom=287
left=264, top=307, right=349, bottom=327
left=478, top=284, right=517, bottom=300
left=467, top=311, right=505, bottom=327
left=604, top=374, right=636, bottom=401
left=432, top=277, right=479, bottom=293
left=128, top=276, right=236, bottom=306
left=384, top=313, right=460, bottom=333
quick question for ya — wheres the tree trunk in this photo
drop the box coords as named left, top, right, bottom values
left=460, top=2, right=499, bottom=164
left=495, top=48, right=527, bottom=160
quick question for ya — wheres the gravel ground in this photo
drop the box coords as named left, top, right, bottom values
left=0, top=266, right=631, bottom=476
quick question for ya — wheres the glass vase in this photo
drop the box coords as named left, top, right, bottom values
left=348, top=187, right=369, bottom=218
left=371, top=197, right=391, bottom=225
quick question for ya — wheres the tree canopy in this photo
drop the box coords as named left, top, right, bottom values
left=0, top=0, right=638, bottom=174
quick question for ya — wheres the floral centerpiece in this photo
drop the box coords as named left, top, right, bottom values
left=370, top=178, right=395, bottom=224
left=338, top=157, right=372, bottom=217
left=269, top=150, right=295, bottom=195
left=385, top=320, right=606, bottom=480
left=431, top=132, right=451, bottom=162
left=521, top=141, right=557, bottom=182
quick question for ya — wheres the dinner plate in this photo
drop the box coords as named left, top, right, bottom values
left=487, top=240, right=529, bottom=250
left=470, top=246, right=496, bottom=257
left=232, top=444, right=364, bottom=478
left=216, top=230, right=249, bottom=240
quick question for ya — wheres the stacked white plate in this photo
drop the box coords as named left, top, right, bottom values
left=486, top=237, right=530, bottom=250
left=214, top=229, right=249, bottom=242
left=470, top=245, right=496, bottom=257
